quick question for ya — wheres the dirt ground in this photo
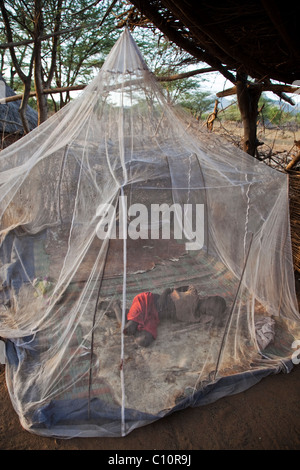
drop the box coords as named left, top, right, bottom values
left=0, top=361, right=299, bottom=451
left=1, top=237, right=299, bottom=452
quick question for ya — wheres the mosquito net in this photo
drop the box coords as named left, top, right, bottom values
left=0, top=29, right=299, bottom=438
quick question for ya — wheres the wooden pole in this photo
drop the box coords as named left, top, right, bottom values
left=0, top=67, right=216, bottom=105
left=0, top=84, right=86, bottom=104
left=286, top=141, right=300, bottom=171
left=236, top=73, right=261, bottom=156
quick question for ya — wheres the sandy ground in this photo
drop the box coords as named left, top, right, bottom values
left=0, top=362, right=299, bottom=450
left=1, top=243, right=300, bottom=452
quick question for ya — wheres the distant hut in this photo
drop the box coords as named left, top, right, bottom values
left=0, top=76, right=38, bottom=149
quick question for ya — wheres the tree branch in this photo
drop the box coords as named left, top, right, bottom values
left=0, top=84, right=86, bottom=104
left=33, top=0, right=48, bottom=124
left=0, top=0, right=119, bottom=49
left=0, top=1, right=28, bottom=83
left=286, top=152, right=300, bottom=171
left=217, top=83, right=300, bottom=105
left=0, top=67, right=217, bottom=104
left=0, top=118, right=23, bottom=128
left=286, top=141, right=300, bottom=171
left=45, top=0, right=63, bottom=89
left=157, top=67, right=216, bottom=81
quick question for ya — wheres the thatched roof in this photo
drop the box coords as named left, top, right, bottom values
left=0, top=77, right=38, bottom=134
left=128, top=0, right=299, bottom=85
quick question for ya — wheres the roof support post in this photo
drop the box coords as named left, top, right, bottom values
left=236, top=73, right=261, bottom=157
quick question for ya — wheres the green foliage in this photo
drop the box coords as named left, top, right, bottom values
left=51, top=0, right=122, bottom=86
left=1, top=0, right=214, bottom=112
left=258, top=95, right=299, bottom=125
left=1, top=0, right=124, bottom=104
left=1, top=1, right=299, bottom=123
left=218, top=101, right=241, bottom=122
left=132, top=27, right=214, bottom=115
left=177, top=89, right=213, bottom=118
left=218, top=94, right=299, bottom=125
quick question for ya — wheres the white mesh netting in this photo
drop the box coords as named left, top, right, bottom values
left=0, top=29, right=299, bottom=437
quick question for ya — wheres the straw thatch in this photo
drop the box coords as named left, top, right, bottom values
left=128, top=0, right=300, bottom=85
left=289, top=174, right=300, bottom=273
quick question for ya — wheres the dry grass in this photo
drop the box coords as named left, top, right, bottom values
left=211, top=120, right=300, bottom=170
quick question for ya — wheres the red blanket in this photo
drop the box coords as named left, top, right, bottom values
left=127, top=292, right=159, bottom=339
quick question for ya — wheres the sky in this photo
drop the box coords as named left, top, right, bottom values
left=199, top=70, right=300, bottom=116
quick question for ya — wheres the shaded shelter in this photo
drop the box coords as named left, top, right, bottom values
left=126, top=0, right=300, bottom=155
left=0, top=29, right=299, bottom=438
